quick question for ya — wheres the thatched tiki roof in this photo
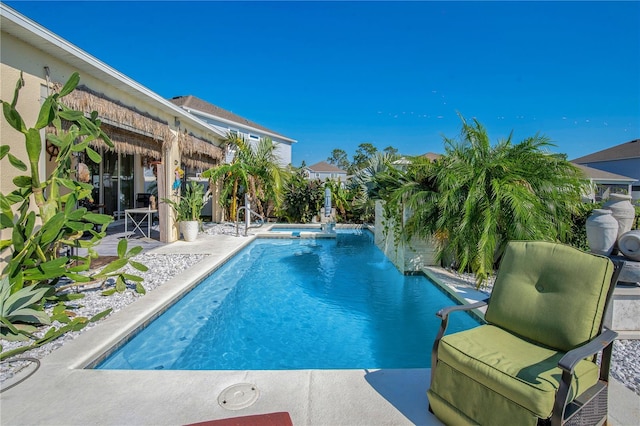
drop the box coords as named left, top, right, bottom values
left=58, top=85, right=169, bottom=158
left=178, top=129, right=223, bottom=170
left=48, top=84, right=223, bottom=171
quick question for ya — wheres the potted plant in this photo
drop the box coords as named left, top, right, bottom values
left=162, top=180, right=208, bottom=241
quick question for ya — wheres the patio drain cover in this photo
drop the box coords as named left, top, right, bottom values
left=218, top=383, right=259, bottom=410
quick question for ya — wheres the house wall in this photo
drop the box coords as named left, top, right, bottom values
left=580, top=159, right=640, bottom=200
left=305, top=170, right=348, bottom=181
left=1, top=38, right=55, bottom=259
left=191, top=113, right=293, bottom=166
left=1, top=29, right=223, bottom=245
left=1, top=35, right=53, bottom=197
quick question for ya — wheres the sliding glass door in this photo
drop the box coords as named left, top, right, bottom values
left=102, top=151, right=134, bottom=218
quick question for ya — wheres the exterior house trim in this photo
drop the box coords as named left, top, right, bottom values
left=573, top=163, right=636, bottom=202
left=170, top=95, right=296, bottom=166
left=180, top=105, right=296, bottom=144
left=0, top=4, right=226, bottom=141
left=572, top=139, right=640, bottom=201
left=1, top=3, right=230, bottom=243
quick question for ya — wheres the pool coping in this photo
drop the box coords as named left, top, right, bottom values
left=1, top=230, right=637, bottom=425
left=0, top=230, right=438, bottom=425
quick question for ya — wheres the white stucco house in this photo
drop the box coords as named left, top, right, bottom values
left=169, top=95, right=296, bottom=167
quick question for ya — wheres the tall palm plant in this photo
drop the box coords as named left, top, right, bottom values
left=202, top=133, right=249, bottom=221
left=385, top=115, right=587, bottom=286
left=246, top=137, right=286, bottom=218
left=350, top=152, right=399, bottom=223
left=203, top=132, right=286, bottom=221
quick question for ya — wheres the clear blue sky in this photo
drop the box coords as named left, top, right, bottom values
left=5, top=1, right=639, bottom=166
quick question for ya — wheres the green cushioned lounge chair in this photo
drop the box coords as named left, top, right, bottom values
left=427, top=241, right=622, bottom=426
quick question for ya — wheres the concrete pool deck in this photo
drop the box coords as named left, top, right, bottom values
left=1, top=230, right=638, bottom=425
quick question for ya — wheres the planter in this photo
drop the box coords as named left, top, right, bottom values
left=586, top=209, right=618, bottom=256
left=180, top=220, right=199, bottom=242
left=618, top=230, right=640, bottom=261
left=603, top=194, right=636, bottom=239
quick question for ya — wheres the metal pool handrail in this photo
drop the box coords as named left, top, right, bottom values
left=236, top=206, right=264, bottom=237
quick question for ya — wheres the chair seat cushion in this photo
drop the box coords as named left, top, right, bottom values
left=438, top=325, right=600, bottom=418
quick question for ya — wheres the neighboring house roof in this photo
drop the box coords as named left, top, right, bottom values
left=394, top=152, right=442, bottom=166
left=169, top=95, right=295, bottom=143
left=305, top=161, right=347, bottom=174
left=422, top=152, right=442, bottom=161
left=572, top=139, right=640, bottom=163
left=572, top=163, right=636, bottom=182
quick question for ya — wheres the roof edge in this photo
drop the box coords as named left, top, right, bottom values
left=1, top=3, right=227, bottom=140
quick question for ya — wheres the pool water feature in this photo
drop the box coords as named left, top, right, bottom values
left=98, top=230, right=479, bottom=370
left=268, top=227, right=323, bottom=232
left=261, top=225, right=335, bottom=239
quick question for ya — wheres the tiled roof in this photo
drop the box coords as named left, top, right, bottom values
left=572, top=163, right=636, bottom=181
left=572, top=139, right=640, bottom=163
left=306, top=161, right=347, bottom=173
left=169, top=95, right=292, bottom=140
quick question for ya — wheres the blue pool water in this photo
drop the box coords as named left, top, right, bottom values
left=98, top=230, right=479, bottom=370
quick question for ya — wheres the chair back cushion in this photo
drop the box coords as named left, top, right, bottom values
left=484, top=241, right=614, bottom=352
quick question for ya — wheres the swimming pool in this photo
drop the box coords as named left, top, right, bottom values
left=97, top=230, right=479, bottom=370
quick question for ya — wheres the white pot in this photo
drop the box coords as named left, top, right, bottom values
left=180, top=220, right=199, bottom=242
left=586, top=209, right=618, bottom=256
left=618, top=230, right=640, bottom=261
left=603, top=194, right=636, bottom=238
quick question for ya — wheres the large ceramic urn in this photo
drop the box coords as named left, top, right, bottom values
left=603, top=194, right=636, bottom=239
left=586, top=209, right=618, bottom=256
left=618, top=230, right=640, bottom=261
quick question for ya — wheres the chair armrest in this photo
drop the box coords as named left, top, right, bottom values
left=558, top=328, right=618, bottom=373
left=430, top=299, right=488, bottom=387
left=436, top=299, right=489, bottom=320
left=552, top=328, right=618, bottom=426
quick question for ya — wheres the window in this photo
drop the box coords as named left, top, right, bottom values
left=249, top=134, right=260, bottom=140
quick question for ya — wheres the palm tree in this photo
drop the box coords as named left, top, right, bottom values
left=203, top=132, right=286, bottom=221
left=350, top=152, right=400, bottom=223
left=202, top=133, right=248, bottom=221
left=245, top=137, right=286, bottom=218
left=383, top=115, right=587, bottom=286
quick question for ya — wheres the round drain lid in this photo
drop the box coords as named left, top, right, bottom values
left=218, top=383, right=259, bottom=410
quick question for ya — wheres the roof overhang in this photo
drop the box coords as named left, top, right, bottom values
left=181, top=106, right=297, bottom=144
left=1, top=4, right=226, bottom=140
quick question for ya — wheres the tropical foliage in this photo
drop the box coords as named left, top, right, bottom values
left=326, top=142, right=399, bottom=176
left=372, top=115, right=588, bottom=286
left=203, top=132, right=286, bottom=220
left=0, top=72, right=146, bottom=357
left=277, top=168, right=325, bottom=223
left=162, top=180, right=209, bottom=222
